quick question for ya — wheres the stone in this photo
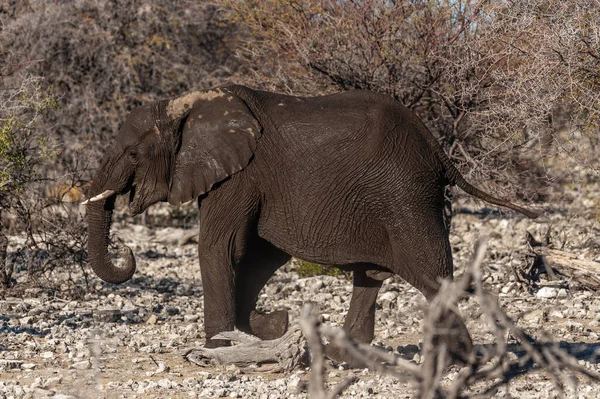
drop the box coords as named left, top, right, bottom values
left=399, top=344, right=419, bottom=358
left=93, top=308, right=122, bottom=322
left=522, top=309, right=546, bottom=324
left=0, top=359, right=23, bottom=370
left=158, top=378, right=173, bottom=389
left=33, top=388, right=55, bottom=397
left=379, top=291, right=397, bottom=302
left=46, top=376, right=63, bottom=386
left=71, top=360, right=91, bottom=370
left=287, top=375, right=302, bottom=390
left=536, top=287, right=560, bottom=298
left=166, top=306, right=180, bottom=316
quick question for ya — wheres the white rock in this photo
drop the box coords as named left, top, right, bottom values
left=46, top=376, right=62, bottom=386
left=536, top=287, right=559, bottom=298
left=70, top=360, right=91, bottom=370
left=380, top=292, right=397, bottom=302
left=522, top=309, right=545, bottom=324
left=158, top=378, right=173, bottom=389
left=287, top=375, right=301, bottom=391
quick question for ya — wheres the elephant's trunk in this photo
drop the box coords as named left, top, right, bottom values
left=86, top=192, right=136, bottom=284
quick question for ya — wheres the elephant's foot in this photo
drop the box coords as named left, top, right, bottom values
left=429, top=310, right=473, bottom=366
left=207, top=309, right=289, bottom=347
left=248, top=309, right=289, bottom=340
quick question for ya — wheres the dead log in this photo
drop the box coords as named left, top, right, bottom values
left=183, top=326, right=307, bottom=372
left=531, top=247, right=600, bottom=290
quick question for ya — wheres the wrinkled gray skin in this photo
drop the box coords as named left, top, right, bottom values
left=86, top=86, right=537, bottom=364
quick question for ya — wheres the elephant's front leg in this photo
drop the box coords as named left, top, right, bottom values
left=199, top=243, right=237, bottom=348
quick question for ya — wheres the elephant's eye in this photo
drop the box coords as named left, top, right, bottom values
left=129, top=149, right=138, bottom=160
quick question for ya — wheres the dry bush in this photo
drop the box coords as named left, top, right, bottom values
left=301, top=239, right=600, bottom=398
left=224, top=0, right=600, bottom=199
left=0, top=70, right=88, bottom=293
left=1, top=0, right=240, bottom=173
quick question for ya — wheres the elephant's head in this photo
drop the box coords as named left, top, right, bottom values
left=85, top=87, right=261, bottom=284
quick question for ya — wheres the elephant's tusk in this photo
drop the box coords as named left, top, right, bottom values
left=84, top=189, right=116, bottom=204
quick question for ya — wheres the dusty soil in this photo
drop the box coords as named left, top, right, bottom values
left=1, top=180, right=600, bottom=398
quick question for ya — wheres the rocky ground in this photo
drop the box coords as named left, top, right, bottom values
left=1, top=180, right=600, bottom=398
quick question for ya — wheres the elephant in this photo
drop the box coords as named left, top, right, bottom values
left=84, top=85, right=538, bottom=363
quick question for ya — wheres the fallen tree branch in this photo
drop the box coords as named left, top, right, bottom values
left=531, top=246, right=600, bottom=290
left=184, top=326, right=306, bottom=372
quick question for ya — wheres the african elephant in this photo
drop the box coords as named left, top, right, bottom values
left=85, top=85, right=537, bottom=362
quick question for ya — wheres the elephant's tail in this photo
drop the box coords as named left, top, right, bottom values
left=395, top=99, right=539, bottom=219
left=445, top=165, right=539, bottom=218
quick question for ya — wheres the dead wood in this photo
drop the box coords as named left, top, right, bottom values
left=531, top=247, right=600, bottom=290
left=183, top=326, right=307, bottom=372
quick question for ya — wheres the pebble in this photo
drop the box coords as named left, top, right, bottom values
left=93, top=308, right=122, bottom=322
left=522, top=309, right=546, bottom=324
left=0, top=359, right=23, bottom=369
left=166, top=306, right=180, bottom=315
left=70, top=360, right=91, bottom=370
left=33, top=388, right=55, bottom=397
left=158, top=378, right=173, bottom=389
left=536, top=287, right=560, bottom=298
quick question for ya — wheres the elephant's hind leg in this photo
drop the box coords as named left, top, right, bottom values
left=388, top=214, right=473, bottom=363
left=235, top=238, right=291, bottom=340
left=325, top=267, right=386, bottom=366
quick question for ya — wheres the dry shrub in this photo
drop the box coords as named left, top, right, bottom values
left=0, top=70, right=88, bottom=293
left=1, top=0, right=240, bottom=173
left=224, top=0, right=600, bottom=199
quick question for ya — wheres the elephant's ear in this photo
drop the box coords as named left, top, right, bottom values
left=167, top=91, right=262, bottom=205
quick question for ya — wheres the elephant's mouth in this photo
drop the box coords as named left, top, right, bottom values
left=128, top=184, right=142, bottom=216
